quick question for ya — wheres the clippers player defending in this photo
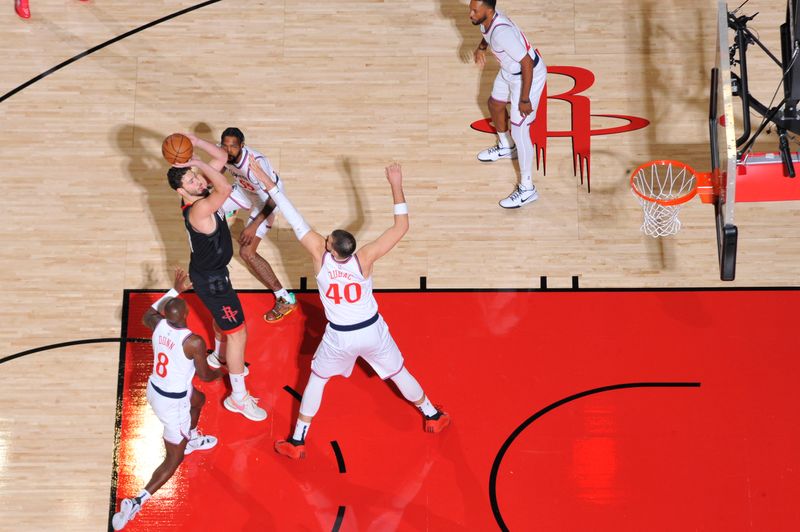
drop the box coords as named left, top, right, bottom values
left=166, top=135, right=267, bottom=422
left=246, top=155, right=450, bottom=459
left=470, top=0, right=547, bottom=208
left=218, top=127, right=297, bottom=324
left=112, top=268, right=220, bottom=530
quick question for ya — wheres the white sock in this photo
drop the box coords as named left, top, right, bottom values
left=416, top=396, right=438, bottom=417
left=292, top=419, right=311, bottom=442
left=214, top=338, right=222, bottom=357
left=497, top=131, right=512, bottom=149
left=189, top=428, right=198, bottom=440
left=229, top=373, right=247, bottom=401
left=274, top=288, right=289, bottom=301
left=136, top=489, right=151, bottom=505
left=521, top=175, right=534, bottom=191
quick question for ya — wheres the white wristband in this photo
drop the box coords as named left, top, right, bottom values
left=151, top=288, right=179, bottom=311
left=393, top=202, right=408, bottom=215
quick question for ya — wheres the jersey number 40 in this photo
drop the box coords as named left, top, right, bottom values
left=325, top=283, right=362, bottom=304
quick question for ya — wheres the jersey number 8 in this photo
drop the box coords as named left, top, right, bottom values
left=156, top=352, right=169, bottom=377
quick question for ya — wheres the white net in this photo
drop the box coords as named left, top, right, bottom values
left=631, top=161, right=698, bottom=237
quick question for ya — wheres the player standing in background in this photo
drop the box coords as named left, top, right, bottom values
left=166, top=136, right=267, bottom=422
left=111, top=268, right=220, bottom=530
left=217, top=127, right=297, bottom=325
left=246, top=155, right=450, bottom=459
left=470, top=0, right=547, bottom=209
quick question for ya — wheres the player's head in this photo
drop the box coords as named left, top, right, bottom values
left=326, top=229, right=357, bottom=260
left=469, top=0, right=495, bottom=25
left=221, top=127, right=245, bottom=164
left=163, top=297, right=188, bottom=325
left=167, top=166, right=210, bottom=200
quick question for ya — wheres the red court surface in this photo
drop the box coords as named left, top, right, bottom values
left=111, top=288, right=800, bottom=531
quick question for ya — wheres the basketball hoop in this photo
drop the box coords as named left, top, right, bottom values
left=630, top=160, right=700, bottom=237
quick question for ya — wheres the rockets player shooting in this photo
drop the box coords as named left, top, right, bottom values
left=112, top=268, right=220, bottom=530
left=246, top=155, right=450, bottom=459
left=471, top=0, right=547, bottom=209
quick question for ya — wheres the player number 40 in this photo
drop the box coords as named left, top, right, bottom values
left=325, top=282, right=362, bottom=304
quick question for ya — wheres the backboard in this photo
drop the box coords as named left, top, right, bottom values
left=709, top=1, right=738, bottom=281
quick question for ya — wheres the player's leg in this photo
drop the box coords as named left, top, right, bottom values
left=478, top=72, right=517, bottom=162
left=240, top=213, right=297, bottom=323
left=275, top=372, right=330, bottom=459
left=221, top=326, right=266, bottom=421
left=184, top=388, right=218, bottom=455
left=364, top=317, right=450, bottom=433
left=112, top=439, right=186, bottom=530
left=389, top=367, right=450, bottom=433
left=501, top=61, right=547, bottom=209
left=15, top=0, right=30, bottom=19
left=114, top=389, right=193, bottom=530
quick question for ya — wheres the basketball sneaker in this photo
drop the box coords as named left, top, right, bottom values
left=478, top=144, right=517, bottom=162
left=424, top=409, right=451, bottom=433
left=275, top=438, right=306, bottom=459
left=112, top=498, right=141, bottom=530
left=207, top=351, right=249, bottom=376
left=184, top=431, right=218, bottom=455
left=264, top=293, right=298, bottom=323
left=15, top=0, right=30, bottom=18
left=499, top=185, right=538, bottom=209
left=224, top=393, right=267, bottom=421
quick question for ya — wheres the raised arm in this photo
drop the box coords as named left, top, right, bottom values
left=356, top=163, right=408, bottom=274
left=177, top=158, right=232, bottom=219
left=142, top=268, right=193, bottom=331
left=246, top=154, right=327, bottom=265
left=186, top=134, right=228, bottom=172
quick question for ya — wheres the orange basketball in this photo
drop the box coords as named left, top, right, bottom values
left=162, top=133, right=193, bottom=165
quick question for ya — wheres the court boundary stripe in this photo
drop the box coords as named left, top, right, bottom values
left=332, top=506, right=346, bottom=531
left=0, top=0, right=223, bottom=104
left=330, top=441, right=347, bottom=474
left=488, top=381, right=702, bottom=532
left=107, top=289, right=132, bottom=532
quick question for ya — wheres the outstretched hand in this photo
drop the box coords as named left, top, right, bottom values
left=248, top=154, right=276, bottom=191
left=173, top=267, right=193, bottom=293
left=385, top=162, right=403, bottom=187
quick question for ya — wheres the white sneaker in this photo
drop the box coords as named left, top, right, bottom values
left=478, top=144, right=517, bottom=162
left=207, top=352, right=249, bottom=376
left=112, top=498, right=141, bottom=530
left=499, top=185, right=539, bottom=209
left=184, top=431, right=218, bottom=455
left=207, top=351, right=222, bottom=368
left=224, top=393, right=267, bottom=421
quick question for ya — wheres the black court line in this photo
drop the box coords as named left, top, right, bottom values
left=0, top=337, right=149, bottom=365
left=108, top=290, right=133, bottom=532
left=330, top=441, right=347, bottom=474
left=282, top=385, right=303, bottom=402
left=0, top=0, right=222, bottom=104
left=121, top=285, right=800, bottom=295
left=332, top=506, right=346, bottom=532
left=488, top=382, right=702, bottom=532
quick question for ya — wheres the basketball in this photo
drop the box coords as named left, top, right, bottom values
left=162, top=133, right=193, bottom=165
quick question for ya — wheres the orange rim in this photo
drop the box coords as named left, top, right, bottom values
left=629, top=160, right=700, bottom=206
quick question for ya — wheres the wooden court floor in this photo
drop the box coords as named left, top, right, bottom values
left=0, top=0, right=797, bottom=530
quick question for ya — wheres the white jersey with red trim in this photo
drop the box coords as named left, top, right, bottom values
left=481, top=11, right=537, bottom=76
left=149, top=319, right=195, bottom=394
left=316, top=252, right=379, bottom=325
left=223, top=145, right=277, bottom=204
